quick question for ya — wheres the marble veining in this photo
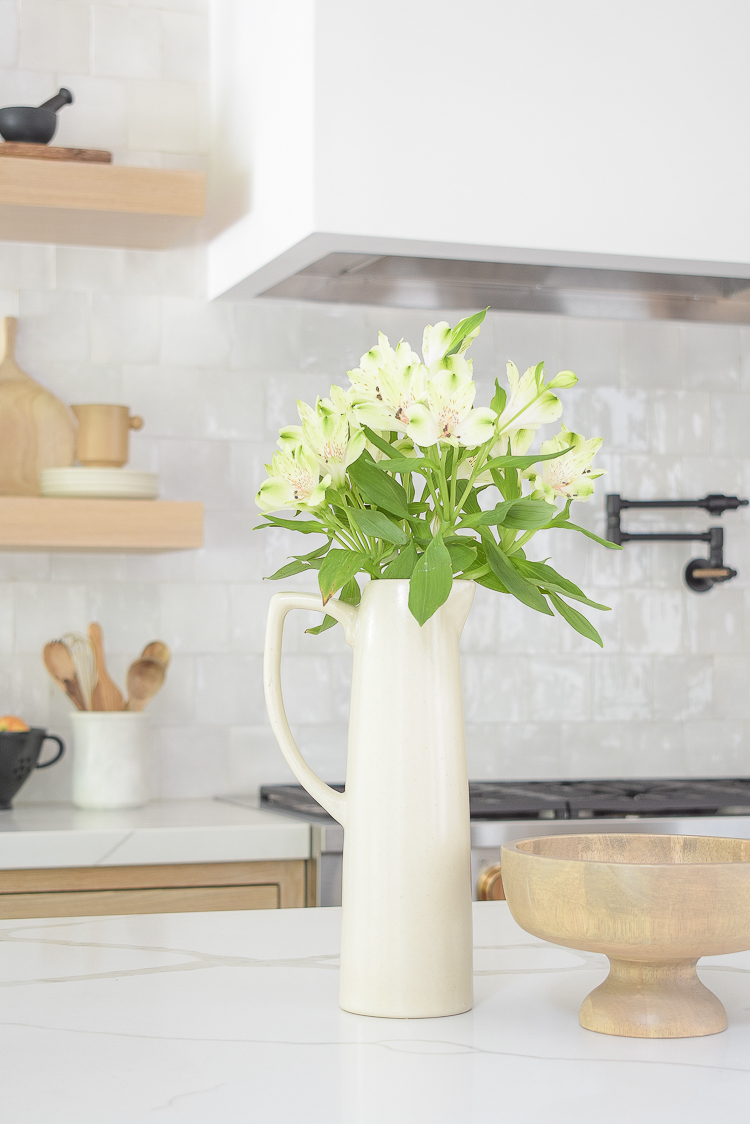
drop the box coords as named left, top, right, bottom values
left=1, top=902, right=749, bottom=1123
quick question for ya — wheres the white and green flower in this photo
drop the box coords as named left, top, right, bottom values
left=525, top=425, right=605, bottom=504
left=291, top=386, right=365, bottom=488
left=348, top=333, right=426, bottom=433
left=256, top=444, right=331, bottom=513
left=422, top=320, right=481, bottom=370
left=407, top=354, right=497, bottom=447
left=495, top=361, right=573, bottom=437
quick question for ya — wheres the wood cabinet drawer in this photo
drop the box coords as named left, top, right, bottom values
left=0, top=883, right=280, bottom=918
left=0, top=859, right=312, bottom=918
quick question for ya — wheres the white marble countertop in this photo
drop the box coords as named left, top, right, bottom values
left=0, top=799, right=310, bottom=868
left=2, top=900, right=749, bottom=1123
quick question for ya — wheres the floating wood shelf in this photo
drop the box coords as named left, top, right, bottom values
left=0, top=159, right=205, bottom=249
left=0, top=497, right=203, bottom=552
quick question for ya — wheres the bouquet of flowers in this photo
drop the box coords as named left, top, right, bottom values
left=256, top=310, right=618, bottom=644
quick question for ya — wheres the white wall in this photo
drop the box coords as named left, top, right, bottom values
left=0, top=0, right=747, bottom=803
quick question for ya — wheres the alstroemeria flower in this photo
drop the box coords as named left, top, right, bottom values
left=347, top=333, right=427, bottom=433
left=422, top=320, right=481, bottom=370
left=293, top=386, right=365, bottom=488
left=256, top=444, right=331, bottom=513
left=525, top=425, right=605, bottom=504
left=495, top=361, right=569, bottom=437
left=407, top=355, right=497, bottom=447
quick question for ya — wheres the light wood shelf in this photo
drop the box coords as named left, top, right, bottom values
left=0, top=497, right=203, bottom=552
left=0, top=158, right=205, bottom=249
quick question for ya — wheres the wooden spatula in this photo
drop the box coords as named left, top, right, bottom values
left=88, top=622, right=125, bottom=711
left=141, top=641, right=171, bottom=668
left=126, top=657, right=166, bottom=712
left=0, top=317, right=76, bottom=495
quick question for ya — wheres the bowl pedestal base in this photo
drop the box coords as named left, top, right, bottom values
left=580, top=957, right=727, bottom=1038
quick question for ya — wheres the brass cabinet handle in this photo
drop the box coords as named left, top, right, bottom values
left=476, top=862, right=505, bottom=901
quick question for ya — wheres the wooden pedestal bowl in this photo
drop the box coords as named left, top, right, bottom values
left=500, top=833, right=750, bottom=1039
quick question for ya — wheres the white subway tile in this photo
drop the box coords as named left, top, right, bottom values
left=681, top=323, right=741, bottom=391
left=683, top=720, right=746, bottom=775
left=229, top=583, right=271, bottom=654
left=461, top=654, right=530, bottom=723
left=0, top=1, right=19, bottom=68
left=740, top=327, right=750, bottom=392
left=711, top=394, right=750, bottom=456
left=530, top=655, right=591, bottom=721
left=651, top=390, right=710, bottom=456
left=232, top=301, right=304, bottom=374
left=227, top=725, right=295, bottom=795
left=195, top=653, right=263, bottom=725
left=559, top=721, right=624, bottom=777
left=92, top=5, right=161, bottom=80
left=53, top=73, right=127, bottom=151
left=651, top=656, right=713, bottom=721
left=588, top=387, right=650, bottom=453
left=619, top=721, right=685, bottom=775
left=16, top=289, right=89, bottom=365
left=299, top=302, right=369, bottom=376
left=156, top=438, right=230, bottom=504
left=685, top=587, right=744, bottom=655
left=161, top=10, right=207, bottom=83
left=712, top=655, right=750, bottom=720
left=621, top=320, right=681, bottom=389
left=157, top=724, right=229, bottom=799
left=0, top=65, right=52, bottom=105
left=278, top=653, right=338, bottom=725
left=85, top=582, right=161, bottom=655
left=91, top=294, right=161, bottom=364
left=559, top=318, right=621, bottom=387
left=0, top=584, right=14, bottom=653
left=621, top=590, right=683, bottom=654
left=127, top=78, right=200, bottom=153
left=195, top=512, right=264, bottom=580
left=0, top=241, right=53, bottom=289
left=161, top=296, right=231, bottom=367
left=14, top=582, right=88, bottom=654
left=19, top=0, right=90, bottom=73
left=466, top=722, right=560, bottom=779
left=493, top=311, right=561, bottom=375
left=159, top=582, right=229, bottom=652
left=592, top=655, right=651, bottom=720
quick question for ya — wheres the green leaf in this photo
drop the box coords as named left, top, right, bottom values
left=512, top=559, right=611, bottom=611
left=475, top=570, right=509, bottom=593
left=445, top=308, right=488, bottom=356
left=408, top=519, right=433, bottom=545
left=383, top=542, right=419, bottom=579
left=460, top=487, right=482, bottom=515
left=348, top=456, right=410, bottom=518
left=254, top=516, right=327, bottom=535
left=483, top=447, right=571, bottom=472
left=408, top=535, right=453, bottom=626
left=548, top=591, right=603, bottom=647
left=502, top=499, right=556, bottom=529
left=306, top=577, right=361, bottom=634
left=553, top=520, right=622, bottom=549
left=318, top=549, right=367, bottom=605
left=482, top=534, right=553, bottom=615
left=361, top=426, right=398, bottom=458
left=462, top=500, right=514, bottom=528
left=447, top=541, right=477, bottom=573
left=372, top=456, right=431, bottom=474
left=265, top=559, right=314, bottom=580
left=293, top=542, right=332, bottom=562
left=490, top=378, right=506, bottom=416
left=347, top=508, right=408, bottom=545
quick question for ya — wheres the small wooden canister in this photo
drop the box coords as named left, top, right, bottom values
left=72, top=404, right=144, bottom=467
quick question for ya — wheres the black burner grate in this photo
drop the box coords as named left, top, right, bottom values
left=260, top=778, right=750, bottom=823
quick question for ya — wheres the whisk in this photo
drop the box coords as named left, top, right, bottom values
left=61, top=632, right=97, bottom=711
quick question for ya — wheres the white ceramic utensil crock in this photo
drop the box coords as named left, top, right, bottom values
left=70, top=711, right=149, bottom=810
left=264, top=578, right=475, bottom=1019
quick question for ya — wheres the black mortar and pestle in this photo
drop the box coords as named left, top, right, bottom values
left=0, top=88, right=74, bottom=144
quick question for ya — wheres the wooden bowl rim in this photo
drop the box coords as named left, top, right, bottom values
left=502, top=832, right=750, bottom=868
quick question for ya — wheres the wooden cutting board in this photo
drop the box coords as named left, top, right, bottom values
left=0, top=317, right=76, bottom=495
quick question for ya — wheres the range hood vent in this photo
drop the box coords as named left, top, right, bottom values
left=262, top=253, right=750, bottom=325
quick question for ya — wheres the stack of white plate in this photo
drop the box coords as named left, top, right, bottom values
left=40, top=467, right=159, bottom=500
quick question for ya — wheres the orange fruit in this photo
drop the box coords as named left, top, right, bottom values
left=0, top=715, right=29, bottom=732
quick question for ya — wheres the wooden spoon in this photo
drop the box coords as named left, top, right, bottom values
left=43, top=641, right=87, bottom=711
left=141, top=641, right=171, bottom=668
left=126, top=658, right=165, bottom=712
left=88, top=622, right=125, bottom=711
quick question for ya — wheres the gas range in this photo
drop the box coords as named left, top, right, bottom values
left=224, top=779, right=750, bottom=906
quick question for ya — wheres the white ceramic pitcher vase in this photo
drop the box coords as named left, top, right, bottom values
left=264, top=577, right=475, bottom=1019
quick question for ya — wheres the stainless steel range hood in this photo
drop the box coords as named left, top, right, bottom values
left=261, top=252, right=750, bottom=325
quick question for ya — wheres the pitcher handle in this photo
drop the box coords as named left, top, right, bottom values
left=263, top=592, right=358, bottom=828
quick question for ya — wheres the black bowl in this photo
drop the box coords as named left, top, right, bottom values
left=0, top=106, right=58, bottom=144
left=0, top=729, right=65, bottom=809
